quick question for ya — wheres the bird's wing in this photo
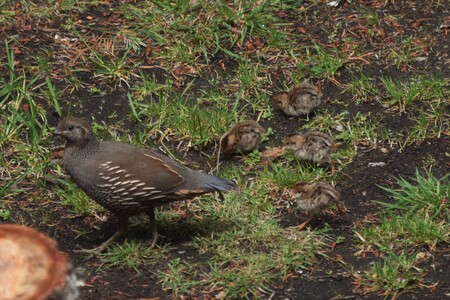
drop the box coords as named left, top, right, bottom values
left=99, top=142, right=185, bottom=191
left=316, top=183, right=340, bottom=202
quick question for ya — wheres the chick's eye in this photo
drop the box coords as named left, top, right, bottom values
left=68, top=125, right=74, bottom=131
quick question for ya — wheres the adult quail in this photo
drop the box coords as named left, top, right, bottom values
left=283, top=130, right=336, bottom=174
left=273, top=83, right=323, bottom=117
left=291, top=181, right=346, bottom=230
left=55, top=116, right=238, bottom=253
left=219, top=120, right=266, bottom=157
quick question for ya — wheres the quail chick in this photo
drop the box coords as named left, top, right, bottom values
left=220, top=120, right=266, bottom=157
left=273, top=83, right=323, bottom=117
left=283, top=130, right=336, bottom=174
left=292, top=181, right=346, bottom=230
left=55, top=116, right=238, bottom=254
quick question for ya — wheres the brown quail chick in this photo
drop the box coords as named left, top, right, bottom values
left=292, top=181, right=346, bottom=230
left=220, top=120, right=266, bottom=157
left=273, top=83, right=323, bottom=117
left=55, top=116, right=238, bottom=254
left=283, top=130, right=336, bottom=174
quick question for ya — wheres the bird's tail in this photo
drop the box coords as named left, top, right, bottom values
left=204, top=174, right=238, bottom=192
left=204, top=175, right=237, bottom=201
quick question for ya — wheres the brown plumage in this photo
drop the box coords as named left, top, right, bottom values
left=292, top=181, right=346, bottom=230
left=55, top=116, right=238, bottom=253
left=220, top=120, right=266, bottom=157
left=283, top=130, right=336, bottom=174
left=273, top=83, right=323, bottom=117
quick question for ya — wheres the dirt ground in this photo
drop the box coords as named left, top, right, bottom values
left=1, top=0, right=450, bottom=299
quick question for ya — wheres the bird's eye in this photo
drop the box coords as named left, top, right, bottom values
left=68, top=125, right=74, bottom=131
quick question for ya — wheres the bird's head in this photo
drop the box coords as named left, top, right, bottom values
left=54, top=116, right=94, bottom=145
left=282, top=133, right=305, bottom=149
left=219, top=131, right=237, bottom=157
left=272, top=92, right=289, bottom=109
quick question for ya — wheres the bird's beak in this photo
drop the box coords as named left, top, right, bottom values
left=54, top=129, right=63, bottom=139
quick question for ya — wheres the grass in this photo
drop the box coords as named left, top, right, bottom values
left=354, top=171, right=449, bottom=297
left=377, top=170, right=449, bottom=218
left=355, top=253, right=426, bottom=297
left=156, top=183, right=325, bottom=298
left=1, top=0, right=449, bottom=298
left=388, top=35, right=427, bottom=68
left=296, top=43, right=348, bottom=79
left=127, top=85, right=242, bottom=148
left=99, top=240, right=170, bottom=273
left=0, top=169, right=29, bottom=199
left=356, top=213, right=448, bottom=252
left=0, top=40, right=49, bottom=149
left=116, top=0, right=298, bottom=63
left=380, top=74, right=448, bottom=113
left=342, top=71, right=379, bottom=104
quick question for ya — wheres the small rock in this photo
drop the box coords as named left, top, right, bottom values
left=327, top=0, right=341, bottom=7
left=368, top=162, right=386, bottom=167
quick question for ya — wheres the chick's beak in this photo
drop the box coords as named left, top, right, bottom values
left=54, top=128, right=63, bottom=139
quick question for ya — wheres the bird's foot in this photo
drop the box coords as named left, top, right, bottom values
left=73, top=244, right=108, bottom=257
left=330, top=161, right=337, bottom=175
left=149, top=231, right=166, bottom=248
left=295, top=221, right=310, bottom=231
left=73, top=230, right=124, bottom=256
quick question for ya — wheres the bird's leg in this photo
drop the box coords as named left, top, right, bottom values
left=147, top=209, right=163, bottom=248
left=296, top=220, right=310, bottom=231
left=335, top=202, right=350, bottom=221
left=74, top=217, right=128, bottom=255
left=330, top=159, right=337, bottom=175
left=336, top=201, right=347, bottom=214
left=296, top=215, right=316, bottom=231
